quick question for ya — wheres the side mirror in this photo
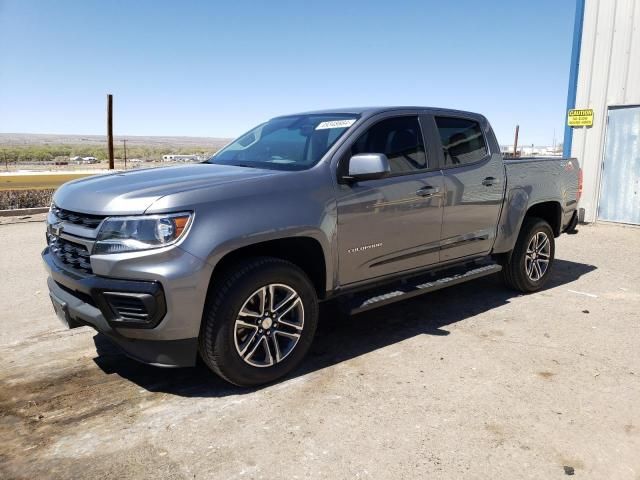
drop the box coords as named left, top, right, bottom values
left=344, top=153, right=390, bottom=182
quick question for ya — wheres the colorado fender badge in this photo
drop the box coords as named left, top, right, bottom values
left=347, top=242, right=383, bottom=254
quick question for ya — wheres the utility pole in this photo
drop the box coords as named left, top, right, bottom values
left=513, top=125, right=519, bottom=157
left=107, top=94, right=114, bottom=170
left=123, top=139, right=127, bottom=170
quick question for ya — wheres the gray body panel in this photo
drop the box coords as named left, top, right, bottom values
left=493, top=157, right=580, bottom=253
left=54, top=164, right=282, bottom=215
left=439, top=154, right=505, bottom=260
left=43, top=106, right=580, bottom=366
left=335, top=170, right=444, bottom=284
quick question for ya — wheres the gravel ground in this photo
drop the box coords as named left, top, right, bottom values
left=0, top=220, right=639, bottom=479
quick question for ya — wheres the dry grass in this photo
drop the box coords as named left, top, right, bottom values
left=0, top=189, right=54, bottom=210
left=0, top=173, right=94, bottom=191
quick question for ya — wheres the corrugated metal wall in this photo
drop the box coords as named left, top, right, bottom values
left=570, top=0, right=640, bottom=222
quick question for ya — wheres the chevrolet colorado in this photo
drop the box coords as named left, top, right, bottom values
left=42, top=107, right=581, bottom=386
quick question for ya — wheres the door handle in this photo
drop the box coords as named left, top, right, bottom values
left=416, top=185, right=441, bottom=197
left=482, top=176, right=497, bottom=186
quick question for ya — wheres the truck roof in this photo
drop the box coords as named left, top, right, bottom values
left=276, top=106, right=487, bottom=121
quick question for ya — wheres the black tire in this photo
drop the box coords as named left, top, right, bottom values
left=503, top=217, right=555, bottom=293
left=199, top=257, right=318, bottom=387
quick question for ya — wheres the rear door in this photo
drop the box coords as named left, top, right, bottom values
left=431, top=115, right=505, bottom=261
left=335, top=113, right=444, bottom=285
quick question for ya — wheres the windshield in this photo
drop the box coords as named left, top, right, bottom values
left=207, top=114, right=359, bottom=171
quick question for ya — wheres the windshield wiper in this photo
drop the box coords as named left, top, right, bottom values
left=232, top=163, right=260, bottom=169
left=206, top=161, right=260, bottom=169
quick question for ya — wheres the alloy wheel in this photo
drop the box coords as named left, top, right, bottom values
left=233, top=284, right=304, bottom=368
left=525, top=231, right=551, bottom=281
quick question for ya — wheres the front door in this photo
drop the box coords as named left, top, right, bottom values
left=432, top=115, right=505, bottom=261
left=336, top=115, right=444, bottom=285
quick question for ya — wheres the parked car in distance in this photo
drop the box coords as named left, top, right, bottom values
left=42, top=107, right=581, bottom=386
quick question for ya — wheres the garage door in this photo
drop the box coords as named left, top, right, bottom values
left=599, top=106, right=640, bottom=224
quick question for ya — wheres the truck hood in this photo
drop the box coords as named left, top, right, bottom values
left=53, top=164, right=280, bottom=215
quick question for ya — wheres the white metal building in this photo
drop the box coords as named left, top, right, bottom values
left=565, top=0, right=640, bottom=224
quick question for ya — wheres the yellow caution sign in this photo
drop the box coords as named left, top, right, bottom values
left=568, top=109, right=594, bottom=127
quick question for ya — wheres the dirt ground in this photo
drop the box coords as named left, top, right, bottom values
left=0, top=220, right=639, bottom=479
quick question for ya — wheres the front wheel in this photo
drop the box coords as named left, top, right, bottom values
left=503, top=217, right=555, bottom=293
left=199, top=257, right=318, bottom=387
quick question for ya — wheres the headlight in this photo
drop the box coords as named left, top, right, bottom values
left=93, top=212, right=192, bottom=254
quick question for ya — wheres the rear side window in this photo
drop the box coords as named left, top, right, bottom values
left=349, top=116, right=427, bottom=174
left=435, top=116, right=488, bottom=167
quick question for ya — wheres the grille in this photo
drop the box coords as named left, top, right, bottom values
left=47, top=234, right=93, bottom=274
left=51, top=205, right=105, bottom=229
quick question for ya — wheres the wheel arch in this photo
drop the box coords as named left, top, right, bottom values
left=524, top=200, right=562, bottom=237
left=207, top=235, right=329, bottom=300
left=493, top=196, right=562, bottom=261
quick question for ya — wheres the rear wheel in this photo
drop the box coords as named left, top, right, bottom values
left=503, top=217, right=555, bottom=293
left=199, top=257, right=318, bottom=387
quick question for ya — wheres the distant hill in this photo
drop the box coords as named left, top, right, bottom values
left=0, top=133, right=231, bottom=149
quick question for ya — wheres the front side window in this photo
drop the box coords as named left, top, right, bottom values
left=208, top=114, right=358, bottom=171
left=435, top=116, right=488, bottom=167
left=348, top=116, right=427, bottom=174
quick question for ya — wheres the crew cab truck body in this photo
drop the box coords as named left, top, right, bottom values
left=42, top=107, right=580, bottom=386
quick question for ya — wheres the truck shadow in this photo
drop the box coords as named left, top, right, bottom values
left=92, top=259, right=596, bottom=397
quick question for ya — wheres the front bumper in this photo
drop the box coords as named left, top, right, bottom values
left=42, top=246, right=210, bottom=367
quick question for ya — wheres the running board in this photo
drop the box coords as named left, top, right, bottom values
left=348, top=261, right=502, bottom=315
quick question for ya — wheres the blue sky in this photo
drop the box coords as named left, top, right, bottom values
left=0, top=0, right=576, bottom=146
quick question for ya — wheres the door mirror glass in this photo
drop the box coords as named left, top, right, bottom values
left=346, top=153, right=390, bottom=182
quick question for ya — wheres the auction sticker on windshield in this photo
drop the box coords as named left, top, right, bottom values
left=316, top=119, right=357, bottom=130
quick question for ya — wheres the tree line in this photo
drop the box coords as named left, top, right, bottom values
left=0, top=145, right=217, bottom=163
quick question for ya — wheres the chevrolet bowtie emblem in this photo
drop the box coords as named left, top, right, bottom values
left=50, top=223, right=64, bottom=236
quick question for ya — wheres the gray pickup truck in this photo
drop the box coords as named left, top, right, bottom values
left=43, top=107, right=581, bottom=386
